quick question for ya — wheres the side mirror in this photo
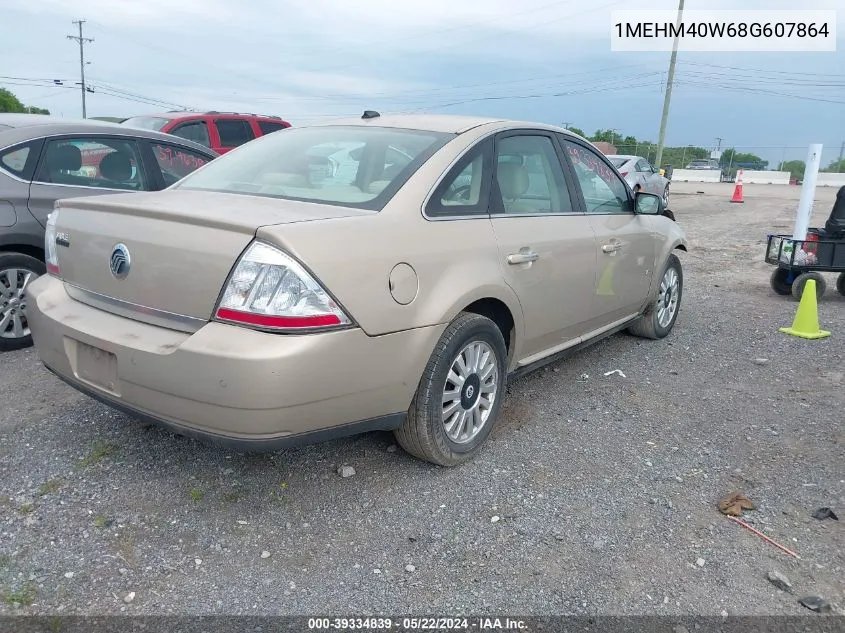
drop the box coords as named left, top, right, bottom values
left=634, top=191, right=664, bottom=215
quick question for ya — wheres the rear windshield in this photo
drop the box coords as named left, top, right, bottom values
left=608, top=157, right=628, bottom=167
left=121, top=116, right=169, bottom=132
left=174, top=125, right=453, bottom=210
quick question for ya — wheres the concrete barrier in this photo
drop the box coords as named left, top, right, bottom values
left=670, top=169, right=721, bottom=183
left=742, top=170, right=790, bottom=185
left=817, top=173, right=845, bottom=187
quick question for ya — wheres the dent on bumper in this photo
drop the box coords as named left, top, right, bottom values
left=27, top=275, right=443, bottom=447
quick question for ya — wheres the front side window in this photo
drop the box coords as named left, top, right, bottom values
left=35, top=137, right=147, bottom=191
left=176, top=125, right=453, bottom=211
left=151, top=143, right=213, bottom=187
left=171, top=121, right=211, bottom=148
left=492, top=135, right=573, bottom=215
left=563, top=141, right=630, bottom=214
left=215, top=119, right=255, bottom=147
left=636, top=159, right=653, bottom=172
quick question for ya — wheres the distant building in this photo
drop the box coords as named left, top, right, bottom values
left=592, top=141, right=616, bottom=155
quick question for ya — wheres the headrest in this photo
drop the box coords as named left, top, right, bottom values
left=46, top=144, right=82, bottom=172
left=497, top=162, right=530, bottom=200
left=99, top=152, right=133, bottom=181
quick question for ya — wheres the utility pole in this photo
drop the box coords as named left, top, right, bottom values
left=67, top=20, right=94, bottom=118
left=654, top=0, right=685, bottom=169
left=839, top=141, right=844, bottom=172
left=561, top=122, right=572, bottom=130
left=715, top=137, right=723, bottom=151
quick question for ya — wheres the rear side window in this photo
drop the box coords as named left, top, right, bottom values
left=170, top=121, right=211, bottom=148
left=151, top=143, right=213, bottom=187
left=426, top=138, right=493, bottom=217
left=35, top=137, right=148, bottom=191
left=0, top=141, right=41, bottom=180
left=258, top=121, right=286, bottom=135
left=215, top=119, right=255, bottom=147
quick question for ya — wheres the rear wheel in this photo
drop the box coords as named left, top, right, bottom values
left=770, top=268, right=793, bottom=296
left=837, top=272, right=845, bottom=296
left=0, top=253, right=45, bottom=352
left=791, top=272, right=826, bottom=301
left=394, top=312, right=507, bottom=466
left=628, top=253, right=683, bottom=340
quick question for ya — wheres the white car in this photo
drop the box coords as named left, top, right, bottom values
left=607, top=155, right=670, bottom=208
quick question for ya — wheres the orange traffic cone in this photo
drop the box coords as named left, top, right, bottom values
left=730, top=169, right=744, bottom=203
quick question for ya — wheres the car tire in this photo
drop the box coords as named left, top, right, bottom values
left=394, top=311, right=507, bottom=467
left=662, top=185, right=670, bottom=208
left=770, top=268, right=793, bottom=296
left=791, top=271, right=826, bottom=301
left=837, top=272, right=845, bottom=297
left=627, top=253, right=683, bottom=340
left=0, top=252, right=46, bottom=352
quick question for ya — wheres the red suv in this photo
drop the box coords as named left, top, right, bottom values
left=121, top=111, right=291, bottom=154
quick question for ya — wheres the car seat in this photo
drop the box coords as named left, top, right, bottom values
left=99, top=151, right=136, bottom=188
left=43, top=144, right=85, bottom=185
left=496, top=162, right=533, bottom=213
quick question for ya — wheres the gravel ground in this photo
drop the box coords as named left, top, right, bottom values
left=1, top=183, right=843, bottom=617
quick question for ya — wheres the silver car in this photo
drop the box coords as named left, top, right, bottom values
left=0, top=114, right=217, bottom=351
left=607, top=155, right=670, bottom=208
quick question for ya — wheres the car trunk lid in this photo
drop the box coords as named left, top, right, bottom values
left=53, top=190, right=369, bottom=328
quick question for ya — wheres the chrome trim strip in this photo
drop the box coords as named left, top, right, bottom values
left=0, top=166, right=30, bottom=184
left=516, top=314, right=639, bottom=367
left=63, top=282, right=206, bottom=333
left=32, top=181, right=138, bottom=192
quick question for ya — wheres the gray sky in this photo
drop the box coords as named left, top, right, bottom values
left=4, top=0, right=844, bottom=166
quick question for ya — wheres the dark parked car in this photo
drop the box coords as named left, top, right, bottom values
left=0, top=114, right=218, bottom=351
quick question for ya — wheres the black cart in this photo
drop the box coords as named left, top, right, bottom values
left=765, top=184, right=845, bottom=300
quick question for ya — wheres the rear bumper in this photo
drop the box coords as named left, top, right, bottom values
left=27, top=275, right=444, bottom=450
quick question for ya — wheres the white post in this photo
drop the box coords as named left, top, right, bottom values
left=793, top=144, right=823, bottom=240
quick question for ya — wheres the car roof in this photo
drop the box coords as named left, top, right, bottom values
left=607, top=155, right=638, bottom=160
left=0, top=114, right=216, bottom=156
left=309, top=113, right=509, bottom=134
left=306, top=113, right=595, bottom=138
left=125, top=112, right=285, bottom=121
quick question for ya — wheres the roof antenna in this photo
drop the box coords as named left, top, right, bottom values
left=362, top=110, right=380, bottom=119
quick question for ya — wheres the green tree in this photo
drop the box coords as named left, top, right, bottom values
left=0, top=88, right=25, bottom=113
left=778, top=160, right=806, bottom=180
left=720, top=148, right=767, bottom=169
left=0, top=88, right=50, bottom=115
left=566, top=126, right=586, bottom=138
left=822, top=158, right=845, bottom=173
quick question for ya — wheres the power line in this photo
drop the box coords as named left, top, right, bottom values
left=66, top=19, right=94, bottom=118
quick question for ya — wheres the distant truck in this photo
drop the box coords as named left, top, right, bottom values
left=686, top=159, right=720, bottom=170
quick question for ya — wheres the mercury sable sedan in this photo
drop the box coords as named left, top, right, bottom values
left=26, top=112, right=687, bottom=466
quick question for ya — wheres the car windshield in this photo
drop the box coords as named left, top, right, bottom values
left=174, top=125, right=453, bottom=210
left=609, top=157, right=628, bottom=168
left=122, top=116, right=170, bottom=132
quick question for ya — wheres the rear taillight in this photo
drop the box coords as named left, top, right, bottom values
left=214, top=241, right=351, bottom=331
left=620, top=171, right=628, bottom=177
left=45, top=210, right=61, bottom=277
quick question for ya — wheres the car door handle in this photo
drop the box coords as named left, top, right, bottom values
left=602, top=243, right=621, bottom=253
left=507, top=250, right=540, bottom=265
